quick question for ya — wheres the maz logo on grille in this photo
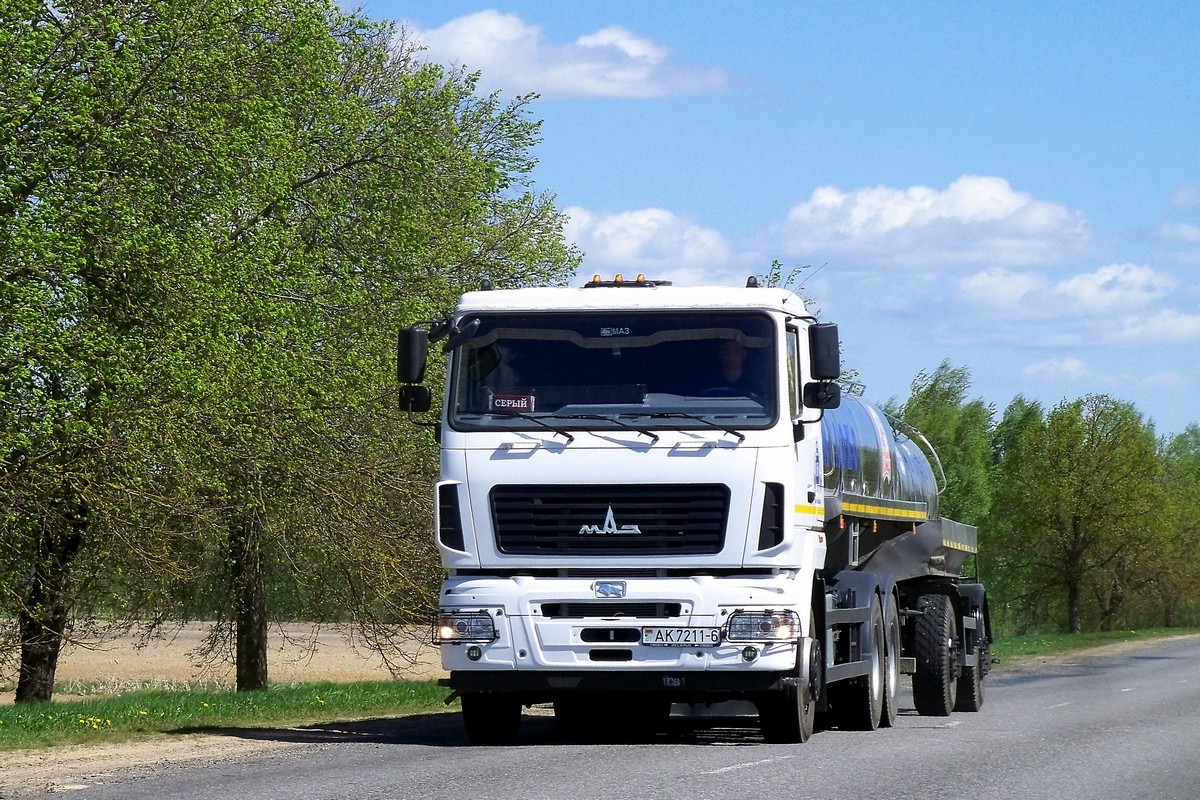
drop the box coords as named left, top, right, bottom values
left=579, top=505, right=642, bottom=535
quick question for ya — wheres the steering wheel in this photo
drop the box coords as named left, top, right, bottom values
left=699, top=386, right=741, bottom=397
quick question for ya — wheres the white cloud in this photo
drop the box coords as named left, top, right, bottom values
left=1053, top=264, right=1175, bottom=313
left=1156, top=221, right=1200, bottom=244
left=955, top=263, right=1178, bottom=326
left=958, top=267, right=1045, bottom=310
left=1023, top=356, right=1093, bottom=382
left=408, top=12, right=731, bottom=99
left=576, top=27, right=666, bottom=62
left=565, top=206, right=734, bottom=282
left=1114, top=309, right=1200, bottom=344
left=769, top=175, right=1094, bottom=268
left=1170, top=183, right=1200, bottom=212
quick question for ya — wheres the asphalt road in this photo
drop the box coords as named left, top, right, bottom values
left=43, top=636, right=1200, bottom=800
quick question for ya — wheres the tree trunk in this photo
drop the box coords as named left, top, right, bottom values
left=15, top=504, right=86, bottom=704
left=1067, top=579, right=1082, bottom=634
left=15, top=597, right=71, bottom=704
left=230, top=511, right=268, bottom=691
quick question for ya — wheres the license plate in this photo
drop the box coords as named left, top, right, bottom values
left=641, top=626, right=721, bottom=647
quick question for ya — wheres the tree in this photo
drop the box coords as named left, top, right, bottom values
left=1, top=0, right=579, bottom=701
left=990, top=395, right=1162, bottom=633
left=981, top=396, right=1046, bottom=633
left=894, top=361, right=994, bottom=524
left=2, top=0, right=339, bottom=702
left=176, top=25, right=577, bottom=691
left=1152, top=426, right=1200, bottom=626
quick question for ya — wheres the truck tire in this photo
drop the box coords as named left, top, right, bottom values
left=881, top=591, right=901, bottom=727
left=461, top=692, right=521, bottom=745
left=912, top=593, right=956, bottom=716
left=826, top=593, right=884, bottom=731
left=955, top=639, right=985, bottom=712
left=759, top=637, right=818, bottom=743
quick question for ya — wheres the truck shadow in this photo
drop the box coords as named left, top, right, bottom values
left=176, top=703, right=943, bottom=748
left=173, top=709, right=782, bottom=748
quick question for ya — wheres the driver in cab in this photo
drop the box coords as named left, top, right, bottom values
left=705, top=339, right=762, bottom=398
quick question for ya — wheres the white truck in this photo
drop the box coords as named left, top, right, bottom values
left=397, top=275, right=990, bottom=744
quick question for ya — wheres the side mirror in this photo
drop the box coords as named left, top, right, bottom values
left=397, top=327, right=428, bottom=384
left=803, top=381, right=841, bottom=410
left=399, top=385, right=432, bottom=414
left=809, top=322, right=840, bottom=380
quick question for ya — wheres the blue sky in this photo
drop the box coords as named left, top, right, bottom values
left=362, top=1, right=1200, bottom=437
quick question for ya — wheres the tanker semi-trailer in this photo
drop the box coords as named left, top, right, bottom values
left=396, top=275, right=991, bottom=744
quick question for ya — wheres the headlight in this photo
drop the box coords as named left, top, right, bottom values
left=433, top=610, right=497, bottom=643
left=725, top=610, right=800, bottom=643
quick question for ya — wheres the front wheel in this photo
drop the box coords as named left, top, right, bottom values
left=461, top=692, right=521, bottom=745
left=759, top=637, right=819, bottom=743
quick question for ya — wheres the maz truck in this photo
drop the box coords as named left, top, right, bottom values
left=397, top=275, right=990, bottom=744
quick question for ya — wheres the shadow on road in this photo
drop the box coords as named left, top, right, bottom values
left=172, top=707, right=786, bottom=748
left=173, top=703, right=936, bottom=749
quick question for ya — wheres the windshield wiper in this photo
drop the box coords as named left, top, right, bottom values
left=502, top=412, right=575, bottom=444
left=644, top=412, right=746, bottom=444
left=544, top=413, right=660, bottom=444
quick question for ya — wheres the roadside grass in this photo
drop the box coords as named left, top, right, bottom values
left=991, top=626, right=1200, bottom=664
left=0, top=680, right=448, bottom=750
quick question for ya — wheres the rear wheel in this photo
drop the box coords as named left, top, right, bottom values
left=827, top=593, right=884, bottom=730
left=912, top=593, right=956, bottom=716
left=955, top=619, right=985, bottom=712
left=461, top=692, right=521, bottom=745
left=881, top=592, right=901, bottom=727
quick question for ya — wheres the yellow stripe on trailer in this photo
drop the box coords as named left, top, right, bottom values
left=840, top=500, right=929, bottom=521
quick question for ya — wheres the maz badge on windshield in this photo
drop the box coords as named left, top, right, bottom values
left=579, top=506, right=642, bottom=535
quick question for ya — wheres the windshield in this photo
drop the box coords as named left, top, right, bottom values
left=448, top=311, right=778, bottom=433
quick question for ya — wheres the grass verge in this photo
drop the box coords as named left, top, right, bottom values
left=991, top=626, right=1200, bottom=664
left=0, top=680, right=448, bottom=750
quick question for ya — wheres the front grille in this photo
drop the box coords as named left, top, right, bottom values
left=491, top=484, right=729, bottom=556
left=541, top=602, right=683, bottom=619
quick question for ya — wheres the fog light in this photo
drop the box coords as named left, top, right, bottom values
left=725, top=610, right=801, bottom=643
left=742, top=646, right=758, bottom=662
left=466, top=645, right=482, bottom=661
left=433, top=610, right=497, bottom=643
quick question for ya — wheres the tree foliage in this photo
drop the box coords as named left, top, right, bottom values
left=895, top=360, right=993, bottom=525
left=1, top=0, right=578, bottom=701
left=880, top=364, right=1197, bottom=637
left=987, top=395, right=1163, bottom=633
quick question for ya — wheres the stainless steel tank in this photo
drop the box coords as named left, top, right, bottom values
left=820, top=395, right=940, bottom=522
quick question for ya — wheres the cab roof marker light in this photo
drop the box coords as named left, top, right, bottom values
left=582, top=275, right=675, bottom=288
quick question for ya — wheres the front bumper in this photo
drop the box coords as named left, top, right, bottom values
left=435, top=573, right=808, bottom=678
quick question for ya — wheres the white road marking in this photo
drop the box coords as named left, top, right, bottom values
left=1048, top=702, right=1071, bottom=709
left=702, top=756, right=796, bottom=775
